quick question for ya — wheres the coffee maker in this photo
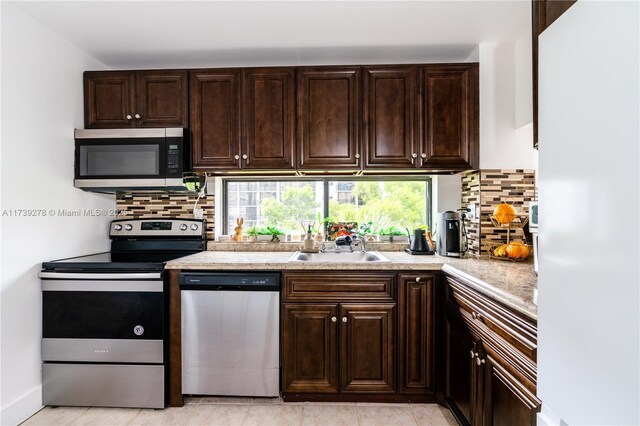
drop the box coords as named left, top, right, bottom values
left=436, top=211, right=467, bottom=257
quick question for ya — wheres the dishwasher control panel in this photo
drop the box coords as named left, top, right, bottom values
left=179, top=272, right=280, bottom=291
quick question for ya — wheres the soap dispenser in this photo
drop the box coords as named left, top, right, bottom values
left=303, top=226, right=315, bottom=251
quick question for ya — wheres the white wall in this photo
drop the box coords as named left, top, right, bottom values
left=432, top=175, right=462, bottom=218
left=537, top=1, right=639, bottom=425
left=478, top=41, right=537, bottom=169
left=0, top=4, right=112, bottom=424
left=514, top=32, right=533, bottom=129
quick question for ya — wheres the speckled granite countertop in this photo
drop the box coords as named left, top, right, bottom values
left=166, top=251, right=537, bottom=319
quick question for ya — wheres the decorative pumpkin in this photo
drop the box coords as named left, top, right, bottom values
left=493, top=244, right=508, bottom=257
left=493, top=201, right=517, bottom=224
left=506, top=242, right=530, bottom=259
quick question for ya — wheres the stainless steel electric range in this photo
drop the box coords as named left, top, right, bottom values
left=39, top=218, right=206, bottom=409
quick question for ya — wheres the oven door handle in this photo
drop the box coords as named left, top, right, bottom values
left=40, top=279, right=164, bottom=292
left=39, top=272, right=162, bottom=280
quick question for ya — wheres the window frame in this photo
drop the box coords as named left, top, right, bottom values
left=221, top=176, right=432, bottom=236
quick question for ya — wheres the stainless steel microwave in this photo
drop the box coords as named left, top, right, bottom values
left=74, top=128, right=189, bottom=192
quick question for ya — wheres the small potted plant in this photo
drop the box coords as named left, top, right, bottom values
left=391, top=226, right=409, bottom=243
left=265, top=226, right=285, bottom=243
left=378, top=226, right=408, bottom=243
left=246, top=226, right=259, bottom=242
left=256, top=227, right=273, bottom=242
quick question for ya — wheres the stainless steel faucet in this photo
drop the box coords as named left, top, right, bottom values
left=353, top=235, right=367, bottom=252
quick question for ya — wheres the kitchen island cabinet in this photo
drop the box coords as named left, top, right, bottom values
left=84, top=70, right=188, bottom=129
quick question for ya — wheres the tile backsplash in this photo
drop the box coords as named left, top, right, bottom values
left=461, top=169, right=536, bottom=256
left=116, top=193, right=215, bottom=240
left=461, top=170, right=481, bottom=254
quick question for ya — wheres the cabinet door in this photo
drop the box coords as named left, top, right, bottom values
left=135, top=70, right=188, bottom=128
left=446, top=317, right=477, bottom=426
left=84, top=71, right=135, bottom=128
left=242, top=68, right=295, bottom=169
left=297, top=67, right=361, bottom=170
left=282, top=303, right=339, bottom=393
left=340, top=304, right=395, bottom=393
left=420, top=64, right=479, bottom=170
left=190, top=69, right=241, bottom=170
left=482, top=353, right=540, bottom=426
left=398, top=274, right=435, bottom=394
left=363, top=66, right=418, bottom=169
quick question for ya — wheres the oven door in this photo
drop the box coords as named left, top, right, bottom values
left=40, top=272, right=164, bottom=363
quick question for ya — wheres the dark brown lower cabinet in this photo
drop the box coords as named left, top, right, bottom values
left=282, top=304, right=339, bottom=393
left=482, top=353, right=539, bottom=426
left=282, top=302, right=395, bottom=395
left=445, top=318, right=477, bottom=425
left=398, top=274, right=436, bottom=395
left=340, top=304, right=395, bottom=393
left=445, top=273, right=540, bottom=426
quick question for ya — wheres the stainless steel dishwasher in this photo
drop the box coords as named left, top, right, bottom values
left=180, top=272, right=280, bottom=397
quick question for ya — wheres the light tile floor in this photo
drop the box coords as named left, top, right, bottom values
left=22, top=397, right=458, bottom=426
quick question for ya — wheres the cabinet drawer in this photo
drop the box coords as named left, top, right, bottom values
left=283, top=273, right=395, bottom=301
left=446, top=276, right=537, bottom=362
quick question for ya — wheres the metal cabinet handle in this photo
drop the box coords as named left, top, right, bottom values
left=476, top=357, right=486, bottom=366
left=331, top=316, right=337, bottom=323
left=412, top=153, right=418, bottom=158
left=470, top=350, right=475, bottom=359
left=126, top=114, right=133, bottom=120
left=421, top=153, right=427, bottom=158
left=472, top=311, right=482, bottom=320
left=234, top=155, right=240, bottom=160
left=134, top=113, right=141, bottom=119
left=342, top=317, right=347, bottom=323
left=355, top=153, right=360, bottom=159
left=415, top=277, right=421, bottom=282
left=242, top=154, right=248, bottom=160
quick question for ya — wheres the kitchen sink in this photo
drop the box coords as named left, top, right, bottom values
left=288, top=251, right=391, bottom=263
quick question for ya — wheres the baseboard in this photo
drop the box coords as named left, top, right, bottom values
left=1, top=386, right=43, bottom=426
left=537, top=403, right=567, bottom=426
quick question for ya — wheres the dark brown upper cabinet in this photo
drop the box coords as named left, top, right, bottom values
left=242, top=68, right=296, bottom=170
left=297, top=67, right=361, bottom=170
left=420, top=64, right=479, bottom=170
left=190, top=69, right=242, bottom=170
left=135, top=71, right=188, bottom=128
left=363, top=66, right=418, bottom=169
left=84, top=70, right=187, bottom=129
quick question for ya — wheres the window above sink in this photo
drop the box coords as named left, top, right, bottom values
left=220, top=177, right=432, bottom=237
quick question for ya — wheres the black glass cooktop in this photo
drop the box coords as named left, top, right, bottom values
left=41, top=251, right=190, bottom=272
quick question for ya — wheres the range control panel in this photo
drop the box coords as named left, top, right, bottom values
left=110, top=219, right=205, bottom=238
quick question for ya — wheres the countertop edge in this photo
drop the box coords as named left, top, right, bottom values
left=442, top=264, right=537, bottom=321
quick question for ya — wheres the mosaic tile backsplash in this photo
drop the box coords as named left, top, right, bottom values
left=116, top=193, right=215, bottom=240
left=461, top=170, right=481, bottom=254
left=461, top=169, right=536, bottom=256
